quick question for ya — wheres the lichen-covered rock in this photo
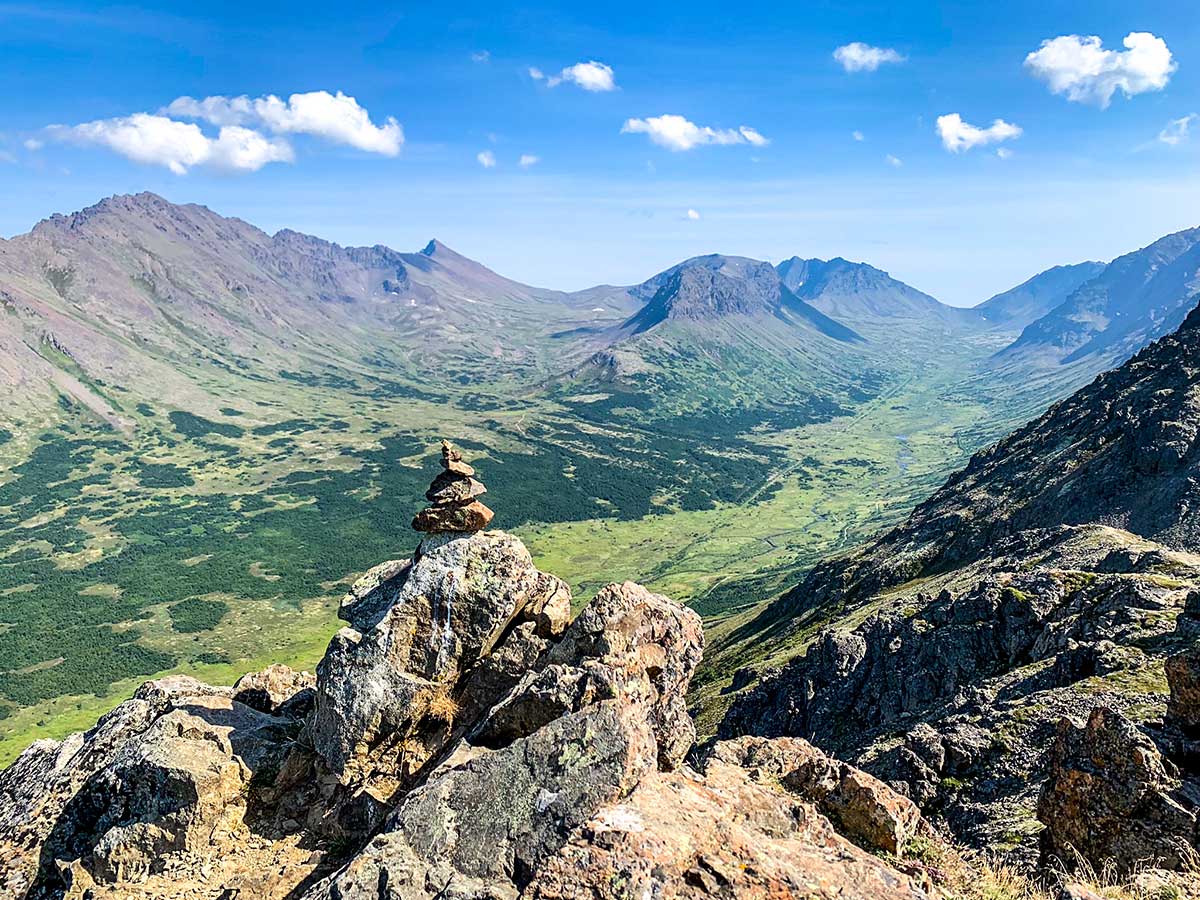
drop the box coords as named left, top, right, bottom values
left=302, top=702, right=658, bottom=900
left=703, top=736, right=925, bottom=855
left=1, top=676, right=300, bottom=898
left=1037, top=706, right=1197, bottom=874
left=1166, top=647, right=1200, bottom=733
left=526, top=743, right=934, bottom=900
left=308, top=531, right=569, bottom=780
left=548, top=580, right=703, bottom=769
left=232, top=663, right=316, bottom=716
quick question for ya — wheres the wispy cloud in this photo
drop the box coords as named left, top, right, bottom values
left=686, top=208, right=701, bottom=220
left=476, top=149, right=497, bottom=168
left=471, top=50, right=490, bottom=63
left=48, top=113, right=294, bottom=174
left=519, top=154, right=540, bottom=167
left=164, top=90, right=403, bottom=155
left=1025, top=32, right=1174, bottom=108
left=852, top=130, right=865, bottom=142
left=529, top=60, right=616, bottom=92
left=1159, top=114, right=1197, bottom=146
left=885, top=154, right=903, bottom=167
left=621, top=115, right=769, bottom=152
left=833, top=42, right=906, bottom=73
left=936, top=113, right=1022, bottom=153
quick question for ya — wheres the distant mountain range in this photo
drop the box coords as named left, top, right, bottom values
left=2, top=192, right=1198, bottom=435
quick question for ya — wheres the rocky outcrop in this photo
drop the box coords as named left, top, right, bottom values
left=0, top=513, right=953, bottom=900
left=1037, top=706, right=1197, bottom=874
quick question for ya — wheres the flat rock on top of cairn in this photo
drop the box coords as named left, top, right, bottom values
left=412, top=441, right=495, bottom=533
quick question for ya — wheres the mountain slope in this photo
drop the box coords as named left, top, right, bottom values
left=973, top=261, right=1106, bottom=330
left=713, top=297, right=1200, bottom=868
left=776, top=255, right=965, bottom=326
left=999, top=226, right=1200, bottom=365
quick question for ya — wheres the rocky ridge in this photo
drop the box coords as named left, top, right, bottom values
left=0, top=447, right=962, bottom=900
left=719, top=303, right=1200, bottom=887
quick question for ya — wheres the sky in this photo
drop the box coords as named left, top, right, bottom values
left=0, top=1, right=1198, bottom=306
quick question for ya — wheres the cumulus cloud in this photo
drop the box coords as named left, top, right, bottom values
left=49, top=113, right=294, bottom=174
left=686, top=208, right=701, bottom=220
left=996, top=147, right=1014, bottom=160
left=24, top=138, right=43, bottom=151
left=852, top=130, right=865, bottom=142
left=165, top=90, right=403, bottom=155
left=833, top=42, right=906, bottom=73
left=936, top=113, right=1022, bottom=153
left=620, top=114, right=769, bottom=151
left=529, top=60, right=616, bottom=92
left=1024, top=32, right=1175, bottom=108
left=518, top=153, right=540, bottom=167
left=1159, top=114, right=1197, bottom=146
left=885, top=154, right=903, bottom=167
left=476, top=150, right=496, bottom=168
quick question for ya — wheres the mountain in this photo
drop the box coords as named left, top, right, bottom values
left=620, top=254, right=863, bottom=342
left=0, top=192, right=632, bottom=423
left=0, top=461, right=1087, bottom=900
left=998, top=226, right=1200, bottom=365
left=973, top=261, right=1106, bottom=330
left=776, top=255, right=965, bottom=326
left=715, top=298, right=1200, bottom=874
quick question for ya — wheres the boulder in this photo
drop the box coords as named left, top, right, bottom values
left=703, top=736, right=925, bottom=855
left=232, top=663, right=316, bottom=716
left=1037, top=706, right=1196, bottom=874
left=1166, top=647, right=1200, bottom=733
left=308, top=531, right=572, bottom=781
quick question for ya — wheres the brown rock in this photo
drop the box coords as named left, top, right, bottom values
left=1166, top=647, right=1200, bottom=733
left=232, top=663, right=315, bottom=716
left=411, top=498, right=494, bottom=533
left=1038, top=706, right=1196, bottom=874
left=424, top=470, right=486, bottom=504
left=703, top=735, right=925, bottom=856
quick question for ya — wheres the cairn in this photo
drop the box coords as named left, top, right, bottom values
left=412, top=440, right=495, bottom=533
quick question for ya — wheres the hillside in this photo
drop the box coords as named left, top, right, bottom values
left=973, top=261, right=1106, bottom=330
left=998, top=226, right=1200, bottom=366
left=714, top=298, right=1200, bottom=874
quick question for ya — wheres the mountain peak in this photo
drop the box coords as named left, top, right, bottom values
left=776, top=255, right=953, bottom=323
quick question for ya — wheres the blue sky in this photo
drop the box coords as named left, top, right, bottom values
left=1, top=1, right=1198, bottom=305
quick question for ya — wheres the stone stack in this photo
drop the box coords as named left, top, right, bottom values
left=411, top=440, right=494, bottom=533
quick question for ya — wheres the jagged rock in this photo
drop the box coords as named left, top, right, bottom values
left=232, top=663, right=316, bottom=716
left=304, top=702, right=658, bottom=899
left=1166, top=647, right=1200, bottom=733
left=547, top=580, right=704, bottom=770
left=309, top=531, right=572, bottom=781
left=1037, top=706, right=1196, bottom=874
left=703, top=736, right=925, bottom=855
left=412, top=441, right=494, bottom=533
left=1, top=676, right=299, bottom=897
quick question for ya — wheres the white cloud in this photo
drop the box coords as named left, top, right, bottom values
left=833, top=42, right=906, bottom=73
left=936, top=113, right=1022, bottom=153
left=49, top=113, right=294, bottom=174
left=530, top=60, right=616, bottom=92
left=471, top=50, right=490, bottom=63
left=24, top=138, right=43, bottom=151
left=519, top=153, right=540, bottom=167
left=1159, top=114, right=1197, bottom=146
left=165, top=90, right=403, bottom=155
left=739, top=126, right=769, bottom=147
left=852, top=130, right=865, bottom=142
left=1024, top=32, right=1175, bottom=108
left=476, top=150, right=496, bottom=168
left=996, top=147, right=1014, bottom=160
left=686, top=208, right=701, bottom=220
left=885, top=154, right=903, bottom=167
left=621, top=114, right=769, bottom=152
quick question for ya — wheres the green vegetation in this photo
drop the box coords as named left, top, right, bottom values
left=168, top=598, right=229, bottom=632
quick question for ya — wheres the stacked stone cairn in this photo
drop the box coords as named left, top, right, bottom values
left=411, top=440, right=495, bottom=533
